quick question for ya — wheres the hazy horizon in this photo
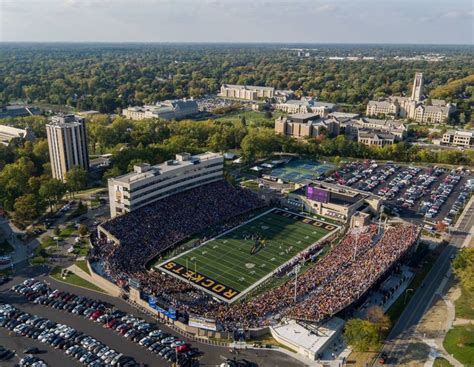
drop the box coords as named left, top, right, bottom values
left=1, top=0, right=473, bottom=45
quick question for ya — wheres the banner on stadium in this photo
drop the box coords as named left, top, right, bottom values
left=188, top=315, right=217, bottom=331
left=148, top=295, right=177, bottom=320
left=159, top=261, right=241, bottom=302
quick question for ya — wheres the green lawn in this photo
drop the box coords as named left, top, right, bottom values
left=50, top=267, right=103, bottom=293
left=240, top=180, right=260, bottom=190
left=215, top=110, right=284, bottom=128
left=433, top=357, right=453, bottom=367
left=443, top=325, right=474, bottom=366
left=60, top=225, right=77, bottom=238
left=455, top=287, right=474, bottom=320
left=159, top=209, right=337, bottom=301
left=0, top=240, right=14, bottom=256
left=75, top=260, right=91, bottom=275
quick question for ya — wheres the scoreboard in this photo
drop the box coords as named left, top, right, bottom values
left=306, top=186, right=330, bottom=203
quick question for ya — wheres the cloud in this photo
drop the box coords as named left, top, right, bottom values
left=442, top=9, right=474, bottom=19
left=312, top=4, right=337, bottom=14
left=1, top=0, right=473, bottom=43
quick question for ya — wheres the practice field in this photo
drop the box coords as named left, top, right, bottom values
left=158, top=209, right=338, bottom=303
left=271, top=159, right=335, bottom=183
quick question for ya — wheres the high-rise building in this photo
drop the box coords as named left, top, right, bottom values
left=46, top=114, right=89, bottom=182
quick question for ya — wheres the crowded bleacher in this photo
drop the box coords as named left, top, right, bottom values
left=90, top=179, right=420, bottom=331
left=90, top=180, right=265, bottom=283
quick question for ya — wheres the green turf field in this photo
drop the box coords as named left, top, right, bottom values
left=158, top=209, right=338, bottom=302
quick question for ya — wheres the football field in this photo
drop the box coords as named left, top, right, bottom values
left=158, top=209, right=338, bottom=303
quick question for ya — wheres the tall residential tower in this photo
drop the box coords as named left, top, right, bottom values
left=46, top=114, right=89, bottom=182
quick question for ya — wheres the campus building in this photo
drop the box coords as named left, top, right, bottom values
left=0, top=125, right=35, bottom=146
left=0, top=104, right=41, bottom=119
left=342, top=117, right=407, bottom=141
left=273, top=89, right=295, bottom=103
left=275, top=98, right=337, bottom=118
left=274, top=113, right=340, bottom=139
left=122, top=99, right=198, bottom=121
left=357, top=130, right=396, bottom=147
left=442, top=129, right=474, bottom=148
left=108, top=152, right=224, bottom=217
left=46, top=114, right=89, bottom=182
left=366, top=73, right=455, bottom=123
left=286, top=180, right=382, bottom=222
left=219, top=84, right=275, bottom=100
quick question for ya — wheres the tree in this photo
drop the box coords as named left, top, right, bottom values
left=14, top=194, right=40, bottom=223
left=66, top=167, right=88, bottom=195
left=435, top=222, right=447, bottom=232
left=366, top=306, right=391, bottom=338
left=343, top=319, right=381, bottom=352
left=452, top=248, right=474, bottom=292
left=53, top=226, right=61, bottom=237
left=39, top=179, right=66, bottom=211
left=78, top=224, right=88, bottom=237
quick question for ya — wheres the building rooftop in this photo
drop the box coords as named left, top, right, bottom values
left=329, top=112, right=360, bottom=120
left=271, top=318, right=345, bottom=357
left=48, top=114, right=84, bottom=127
left=358, top=130, right=395, bottom=140
left=445, top=129, right=474, bottom=137
left=0, top=105, right=41, bottom=119
left=289, top=112, right=320, bottom=121
left=222, top=84, right=274, bottom=91
left=0, top=125, right=34, bottom=145
left=312, top=101, right=336, bottom=108
left=111, top=152, right=222, bottom=185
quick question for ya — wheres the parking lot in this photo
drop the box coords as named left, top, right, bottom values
left=0, top=267, right=304, bottom=367
left=1, top=278, right=201, bottom=367
left=324, top=161, right=473, bottom=227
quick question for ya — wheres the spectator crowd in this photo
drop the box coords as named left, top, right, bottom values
left=90, top=180, right=419, bottom=331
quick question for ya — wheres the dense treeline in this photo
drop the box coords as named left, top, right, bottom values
left=1, top=112, right=473, bottom=224
left=0, top=44, right=472, bottom=116
left=83, top=114, right=474, bottom=181
left=0, top=117, right=87, bottom=224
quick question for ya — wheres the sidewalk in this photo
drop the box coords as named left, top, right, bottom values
left=0, top=218, right=32, bottom=265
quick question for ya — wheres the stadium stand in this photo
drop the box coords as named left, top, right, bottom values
left=90, top=180, right=419, bottom=331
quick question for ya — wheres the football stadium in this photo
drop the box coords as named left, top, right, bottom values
left=158, top=209, right=338, bottom=302
left=91, top=153, right=421, bottom=334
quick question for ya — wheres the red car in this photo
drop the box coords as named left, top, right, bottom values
left=176, top=344, right=191, bottom=353
left=118, top=326, right=130, bottom=335
left=90, top=310, right=103, bottom=321
left=104, top=319, right=119, bottom=329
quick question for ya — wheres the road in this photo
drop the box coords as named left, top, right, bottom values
left=0, top=218, right=32, bottom=266
left=0, top=265, right=304, bottom=367
left=375, top=198, right=474, bottom=366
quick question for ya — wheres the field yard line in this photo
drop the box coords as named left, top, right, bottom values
left=184, top=218, right=333, bottom=290
left=158, top=208, right=340, bottom=303
left=156, top=208, right=277, bottom=267
left=175, top=219, right=326, bottom=288
left=175, top=214, right=319, bottom=272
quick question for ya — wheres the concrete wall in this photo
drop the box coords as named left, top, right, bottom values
left=86, top=261, right=123, bottom=297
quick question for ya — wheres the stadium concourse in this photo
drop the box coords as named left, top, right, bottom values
left=90, top=180, right=421, bottom=332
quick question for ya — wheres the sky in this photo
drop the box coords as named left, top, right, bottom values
left=1, top=0, right=473, bottom=44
